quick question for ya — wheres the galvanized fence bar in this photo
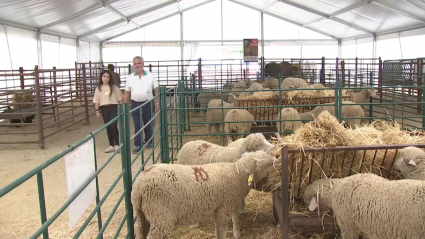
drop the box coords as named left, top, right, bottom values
left=119, top=103, right=135, bottom=239
left=92, top=135, right=104, bottom=239
left=36, top=171, right=48, bottom=239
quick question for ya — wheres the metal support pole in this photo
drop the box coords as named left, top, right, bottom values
left=34, top=65, right=45, bottom=148
left=82, top=64, right=90, bottom=124
left=338, top=39, right=342, bottom=58
left=280, top=146, right=289, bottom=239
left=261, top=12, right=264, bottom=59
left=159, top=87, right=169, bottom=163
left=221, top=0, right=223, bottom=46
left=118, top=103, right=135, bottom=239
left=36, top=31, right=43, bottom=70
left=180, top=12, right=184, bottom=79
left=37, top=172, right=48, bottom=239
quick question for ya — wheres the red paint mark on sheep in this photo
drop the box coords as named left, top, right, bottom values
left=196, top=143, right=211, bottom=156
left=193, top=167, right=209, bottom=182
left=144, top=166, right=155, bottom=173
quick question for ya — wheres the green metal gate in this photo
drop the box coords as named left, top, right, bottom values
left=0, top=85, right=184, bottom=238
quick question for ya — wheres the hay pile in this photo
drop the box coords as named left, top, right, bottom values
left=237, top=91, right=279, bottom=100
left=11, top=91, right=34, bottom=110
left=285, top=89, right=351, bottom=113
left=236, top=91, right=280, bottom=122
left=268, top=111, right=425, bottom=199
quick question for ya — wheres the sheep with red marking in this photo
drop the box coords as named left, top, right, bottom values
left=177, top=133, right=275, bottom=214
left=131, top=150, right=276, bottom=239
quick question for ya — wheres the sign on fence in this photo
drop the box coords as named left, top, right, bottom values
left=243, top=39, right=258, bottom=62
left=64, top=138, right=96, bottom=228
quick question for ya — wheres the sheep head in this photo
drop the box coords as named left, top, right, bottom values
left=303, top=178, right=340, bottom=212
left=366, top=88, right=377, bottom=98
left=239, top=150, right=276, bottom=187
left=244, top=133, right=274, bottom=153
left=394, top=146, right=425, bottom=170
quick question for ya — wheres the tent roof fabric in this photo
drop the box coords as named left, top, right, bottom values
left=0, top=0, right=424, bottom=42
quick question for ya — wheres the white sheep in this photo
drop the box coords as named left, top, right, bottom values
left=275, top=107, right=302, bottom=134
left=239, top=82, right=263, bottom=97
left=197, top=92, right=222, bottom=116
left=330, top=173, right=425, bottom=239
left=299, top=101, right=364, bottom=128
left=177, top=133, right=273, bottom=165
left=349, top=88, right=377, bottom=108
left=227, top=80, right=248, bottom=103
left=280, top=77, right=309, bottom=90
left=131, top=150, right=276, bottom=239
left=259, top=77, right=279, bottom=89
left=206, top=99, right=234, bottom=134
left=177, top=133, right=274, bottom=214
left=393, top=146, right=425, bottom=180
left=304, top=178, right=340, bottom=212
left=224, top=109, right=255, bottom=143
left=309, top=83, right=325, bottom=89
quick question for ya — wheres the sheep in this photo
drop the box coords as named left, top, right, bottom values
left=177, top=133, right=273, bottom=165
left=197, top=92, right=222, bottom=116
left=131, top=150, right=276, bottom=239
left=275, top=107, right=302, bottom=134
left=280, top=77, right=309, bottom=90
left=393, top=146, right=425, bottom=180
left=298, top=101, right=364, bottom=128
left=329, top=173, right=425, bottom=239
left=303, top=178, right=340, bottom=212
left=206, top=99, right=234, bottom=134
left=268, top=77, right=279, bottom=89
left=239, top=82, right=263, bottom=97
left=224, top=109, right=255, bottom=143
left=349, top=88, right=377, bottom=108
left=309, top=83, right=325, bottom=89
left=228, top=80, right=248, bottom=103
left=259, top=77, right=279, bottom=89
left=177, top=133, right=274, bottom=214
left=222, top=82, right=234, bottom=92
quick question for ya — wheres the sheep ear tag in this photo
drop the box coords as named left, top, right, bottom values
left=409, top=159, right=417, bottom=166
left=309, top=197, right=318, bottom=212
left=248, top=174, right=254, bottom=187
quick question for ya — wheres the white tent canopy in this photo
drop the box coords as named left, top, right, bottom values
left=0, top=0, right=424, bottom=69
left=1, top=0, right=424, bottom=42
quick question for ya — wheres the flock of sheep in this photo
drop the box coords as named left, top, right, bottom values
left=130, top=134, right=425, bottom=238
left=197, top=77, right=377, bottom=139
left=131, top=133, right=277, bottom=239
left=303, top=146, right=425, bottom=239
left=128, top=77, right=395, bottom=239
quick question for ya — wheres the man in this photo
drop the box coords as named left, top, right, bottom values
left=123, top=56, right=159, bottom=154
left=107, top=64, right=121, bottom=87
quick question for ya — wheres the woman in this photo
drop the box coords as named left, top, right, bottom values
left=93, top=70, right=123, bottom=153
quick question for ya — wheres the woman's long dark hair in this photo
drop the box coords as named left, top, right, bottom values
left=97, top=70, right=114, bottom=97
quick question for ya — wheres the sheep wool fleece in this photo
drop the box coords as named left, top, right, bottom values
left=177, top=133, right=272, bottom=165
left=131, top=151, right=275, bottom=239
left=331, top=173, right=425, bottom=239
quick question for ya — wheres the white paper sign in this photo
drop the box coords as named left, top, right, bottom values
left=64, top=138, right=96, bottom=229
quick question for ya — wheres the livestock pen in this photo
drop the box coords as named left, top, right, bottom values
left=0, top=63, right=101, bottom=148
left=0, top=85, right=283, bottom=238
left=1, top=79, right=425, bottom=238
left=170, top=57, right=425, bottom=145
